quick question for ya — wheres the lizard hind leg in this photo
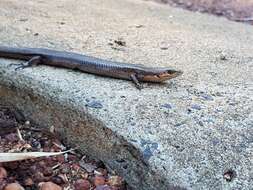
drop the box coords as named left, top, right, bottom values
left=14, top=56, right=42, bottom=71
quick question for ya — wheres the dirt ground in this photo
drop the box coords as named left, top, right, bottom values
left=0, top=106, right=126, bottom=190
left=154, top=0, right=253, bottom=23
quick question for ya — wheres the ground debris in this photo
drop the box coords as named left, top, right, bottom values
left=155, top=0, right=253, bottom=24
left=0, top=106, right=127, bottom=190
left=108, top=38, right=126, bottom=51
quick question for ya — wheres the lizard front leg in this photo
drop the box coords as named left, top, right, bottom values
left=14, top=56, right=42, bottom=70
left=130, top=73, right=143, bottom=90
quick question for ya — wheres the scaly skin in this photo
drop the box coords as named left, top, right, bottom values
left=0, top=46, right=183, bottom=88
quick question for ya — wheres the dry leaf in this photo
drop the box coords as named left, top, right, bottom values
left=0, top=150, right=72, bottom=163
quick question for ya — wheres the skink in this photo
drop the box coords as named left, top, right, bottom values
left=0, top=46, right=182, bottom=89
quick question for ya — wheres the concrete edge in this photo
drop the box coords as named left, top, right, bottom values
left=0, top=64, right=186, bottom=190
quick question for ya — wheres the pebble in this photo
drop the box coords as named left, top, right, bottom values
left=200, top=94, right=214, bottom=101
left=39, top=182, right=62, bottom=190
left=220, top=54, right=227, bottom=60
left=0, top=167, right=7, bottom=179
left=160, top=103, right=172, bottom=109
left=94, top=176, right=105, bottom=186
left=43, top=167, right=53, bottom=176
left=4, top=183, right=25, bottom=190
left=85, top=100, right=103, bottom=109
left=160, top=42, right=169, bottom=50
left=79, top=162, right=96, bottom=173
left=142, top=147, right=153, bottom=161
left=51, top=176, right=65, bottom=185
left=135, top=24, right=144, bottom=28
left=25, top=121, right=30, bottom=125
left=108, top=176, right=123, bottom=187
left=223, top=170, right=236, bottom=182
left=191, top=104, right=202, bottom=110
left=24, top=177, right=34, bottom=186
left=0, top=180, right=7, bottom=190
left=114, top=38, right=126, bottom=47
left=33, top=171, right=45, bottom=183
left=74, top=179, right=90, bottom=190
left=198, top=120, right=204, bottom=126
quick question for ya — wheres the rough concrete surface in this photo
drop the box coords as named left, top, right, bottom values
left=0, top=0, right=252, bottom=189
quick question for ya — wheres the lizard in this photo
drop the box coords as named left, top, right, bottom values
left=0, top=46, right=183, bottom=89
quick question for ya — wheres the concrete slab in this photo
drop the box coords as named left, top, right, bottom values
left=0, top=0, right=252, bottom=189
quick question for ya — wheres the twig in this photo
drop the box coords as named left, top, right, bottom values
left=16, top=128, right=24, bottom=141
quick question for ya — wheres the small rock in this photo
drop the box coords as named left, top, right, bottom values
left=161, top=103, right=172, bottom=109
left=51, top=176, right=63, bottom=185
left=191, top=104, right=202, bottom=110
left=33, top=171, right=45, bottom=183
left=0, top=180, right=8, bottom=190
left=38, top=160, right=46, bottom=168
left=0, top=167, right=7, bottom=179
left=220, top=54, right=227, bottom=60
left=200, top=94, right=214, bottom=101
left=160, top=42, right=169, bottom=50
left=114, top=38, right=126, bottom=46
left=39, top=182, right=62, bottom=190
left=43, top=167, right=53, bottom=176
left=212, top=138, right=220, bottom=146
left=85, top=100, right=103, bottom=109
left=79, top=162, right=96, bottom=173
left=142, top=147, right=153, bottom=160
left=108, top=176, right=123, bottom=187
left=25, top=121, right=30, bottom=125
left=94, top=176, right=105, bottom=187
left=29, top=165, right=38, bottom=173
left=223, top=170, right=236, bottom=182
left=24, top=177, right=34, bottom=186
left=198, top=120, right=204, bottom=126
left=72, top=163, right=80, bottom=171
left=4, top=183, right=25, bottom=190
left=135, top=24, right=144, bottom=28
left=74, top=179, right=90, bottom=190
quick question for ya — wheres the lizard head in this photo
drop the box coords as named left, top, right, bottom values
left=136, top=67, right=183, bottom=82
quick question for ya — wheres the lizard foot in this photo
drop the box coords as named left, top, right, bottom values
left=10, top=56, right=42, bottom=71
left=9, top=63, right=28, bottom=71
